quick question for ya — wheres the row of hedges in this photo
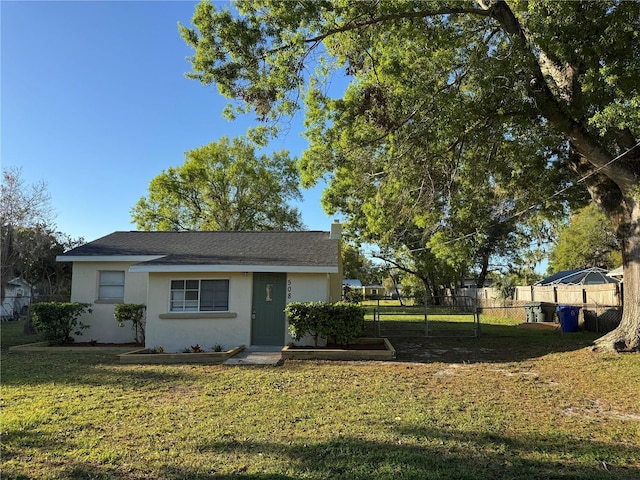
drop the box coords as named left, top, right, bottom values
left=31, top=300, right=357, bottom=347
left=285, top=301, right=365, bottom=347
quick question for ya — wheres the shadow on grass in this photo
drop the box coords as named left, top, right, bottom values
left=191, top=432, right=637, bottom=480
left=0, top=349, right=202, bottom=388
left=184, top=432, right=636, bottom=480
left=368, top=321, right=603, bottom=364
left=5, top=431, right=635, bottom=480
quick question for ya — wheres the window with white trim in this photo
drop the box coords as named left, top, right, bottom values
left=98, top=271, right=125, bottom=301
left=170, top=279, right=229, bottom=312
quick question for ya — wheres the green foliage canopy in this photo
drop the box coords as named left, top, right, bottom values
left=179, top=0, right=640, bottom=350
left=132, top=136, right=303, bottom=231
left=548, top=204, right=622, bottom=272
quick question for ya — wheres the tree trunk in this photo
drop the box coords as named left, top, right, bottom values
left=489, top=0, right=640, bottom=352
left=476, top=248, right=490, bottom=288
left=594, top=226, right=640, bottom=352
left=23, top=309, right=36, bottom=335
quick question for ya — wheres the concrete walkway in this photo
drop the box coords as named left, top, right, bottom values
left=223, top=346, right=283, bottom=366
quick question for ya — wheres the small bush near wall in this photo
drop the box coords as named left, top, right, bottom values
left=31, top=302, right=92, bottom=345
left=114, top=304, right=146, bottom=344
left=285, top=301, right=365, bottom=347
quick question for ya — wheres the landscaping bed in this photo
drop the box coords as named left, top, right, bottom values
left=282, top=337, right=395, bottom=361
left=118, top=345, right=245, bottom=364
left=8, top=341, right=142, bottom=354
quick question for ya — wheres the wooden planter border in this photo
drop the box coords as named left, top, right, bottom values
left=281, top=337, right=396, bottom=361
left=118, top=345, right=245, bottom=364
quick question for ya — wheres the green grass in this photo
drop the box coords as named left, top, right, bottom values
left=0, top=319, right=41, bottom=348
left=2, top=319, right=639, bottom=479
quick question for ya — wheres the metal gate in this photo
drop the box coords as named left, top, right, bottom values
left=371, top=296, right=480, bottom=338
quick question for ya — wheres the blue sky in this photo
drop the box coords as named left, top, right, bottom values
left=1, top=0, right=334, bottom=242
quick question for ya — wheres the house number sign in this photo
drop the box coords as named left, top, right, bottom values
left=287, top=279, right=292, bottom=300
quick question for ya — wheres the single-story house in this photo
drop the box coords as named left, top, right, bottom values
left=57, top=223, right=342, bottom=352
left=1, top=277, right=32, bottom=321
left=363, top=283, right=384, bottom=299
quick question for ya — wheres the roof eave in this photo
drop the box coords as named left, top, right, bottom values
left=57, top=255, right=166, bottom=263
left=129, top=264, right=338, bottom=274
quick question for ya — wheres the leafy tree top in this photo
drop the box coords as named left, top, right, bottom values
left=548, top=204, right=622, bottom=272
left=131, top=136, right=304, bottom=231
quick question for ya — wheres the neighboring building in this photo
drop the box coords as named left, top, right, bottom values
left=342, top=278, right=362, bottom=292
left=459, top=278, right=494, bottom=288
left=608, top=266, right=623, bottom=280
left=362, top=284, right=384, bottom=299
left=57, top=224, right=342, bottom=352
left=342, top=279, right=363, bottom=289
left=1, top=277, right=31, bottom=321
left=342, top=279, right=363, bottom=301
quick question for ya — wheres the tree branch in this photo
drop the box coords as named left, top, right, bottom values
left=486, top=1, right=635, bottom=191
left=268, top=7, right=491, bottom=55
left=311, top=7, right=490, bottom=43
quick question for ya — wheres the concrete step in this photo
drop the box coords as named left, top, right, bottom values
left=223, top=346, right=283, bottom=366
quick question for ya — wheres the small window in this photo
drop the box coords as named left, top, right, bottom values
left=170, top=279, right=229, bottom=312
left=99, top=271, right=125, bottom=301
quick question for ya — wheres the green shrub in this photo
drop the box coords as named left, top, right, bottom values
left=343, top=287, right=363, bottom=303
left=114, top=304, right=146, bottom=344
left=31, top=302, right=92, bottom=345
left=285, top=301, right=365, bottom=347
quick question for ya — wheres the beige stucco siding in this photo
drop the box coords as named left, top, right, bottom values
left=66, top=261, right=341, bottom=350
left=285, top=273, right=331, bottom=304
left=70, top=262, right=148, bottom=343
left=284, top=273, right=333, bottom=344
left=145, top=272, right=252, bottom=353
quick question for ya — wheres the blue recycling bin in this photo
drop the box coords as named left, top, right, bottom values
left=557, top=305, right=581, bottom=332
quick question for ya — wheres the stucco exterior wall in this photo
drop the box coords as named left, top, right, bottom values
left=285, top=273, right=332, bottom=344
left=70, top=262, right=148, bottom=343
left=145, top=272, right=253, bottom=353
left=66, top=263, right=341, bottom=350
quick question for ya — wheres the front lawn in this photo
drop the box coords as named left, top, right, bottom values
left=2, top=320, right=639, bottom=479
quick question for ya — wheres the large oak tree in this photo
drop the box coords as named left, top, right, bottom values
left=179, top=0, right=640, bottom=351
left=132, top=136, right=304, bottom=231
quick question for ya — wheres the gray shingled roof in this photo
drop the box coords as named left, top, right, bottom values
left=60, top=231, right=339, bottom=268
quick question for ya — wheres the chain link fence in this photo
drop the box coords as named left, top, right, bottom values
left=1, top=294, right=71, bottom=321
left=361, top=295, right=622, bottom=337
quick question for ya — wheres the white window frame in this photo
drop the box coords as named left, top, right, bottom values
left=170, top=279, right=230, bottom=313
left=98, top=271, right=125, bottom=302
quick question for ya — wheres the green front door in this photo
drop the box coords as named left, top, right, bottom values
left=251, top=273, right=287, bottom=345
